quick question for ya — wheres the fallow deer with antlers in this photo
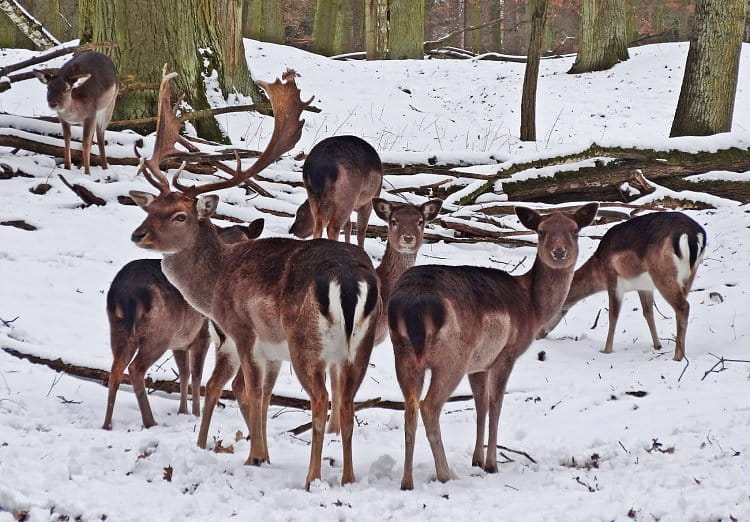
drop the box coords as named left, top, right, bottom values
left=34, top=51, right=118, bottom=175
left=539, top=211, right=706, bottom=361
left=128, top=68, right=380, bottom=489
left=389, top=203, right=599, bottom=489
left=289, top=135, right=383, bottom=248
left=102, top=220, right=264, bottom=431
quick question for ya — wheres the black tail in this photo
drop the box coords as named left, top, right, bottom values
left=303, top=154, right=338, bottom=195
left=315, top=273, right=378, bottom=340
left=671, top=225, right=706, bottom=269
left=106, top=259, right=164, bottom=333
left=388, top=292, right=445, bottom=356
left=106, top=286, right=152, bottom=333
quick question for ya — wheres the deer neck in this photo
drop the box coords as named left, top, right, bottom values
left=564, top=255, right=607, bottom=309
left=521, top=256, right=576, bottom=329
left=374, top=244, right=418, bottom=343
left=162, top=219, right=226, bottom=317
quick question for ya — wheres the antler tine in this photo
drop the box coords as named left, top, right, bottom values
left=173, top=69, right=314, bottom=198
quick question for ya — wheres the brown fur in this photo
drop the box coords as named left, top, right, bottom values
left=130, top=191, right=380, bottom=490
left=102, top=221, right=264, bottom=430
left=388, top=203, right=599, bottom=489
left=34, top=51, right=118, bottom=175
left=540, top=212, right=706, bottom=361
left=290, top=135, right=383, bottom=248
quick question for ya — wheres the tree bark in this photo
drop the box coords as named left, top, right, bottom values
left=78, top=0, right=95, bottom=43
left=312, top=0, right=352, bottom=55
left=365, top=0, right=388, bottom=59
left=92, top=0, right=262, bottom=142
left=387, top=0, right=424, bottom=59
left=520, top=0, right=548, bottom=141
left=670, top=0, right=746, bottom=137
left=0, top=0, right=60, bottom=49
left=568, top=0, right=629, bottom=73
left=243, top=0, right=284, bottom=44
left=463, top=0, right=481, bottom=52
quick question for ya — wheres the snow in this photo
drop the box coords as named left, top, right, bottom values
left=1, top=40, right=749, bottom=521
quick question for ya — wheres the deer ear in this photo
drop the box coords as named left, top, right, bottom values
left=245, top=218, right=265, bottom=239
left=515, top=206, right=542, bottom=231
left=69, top=74, right=91, bottom=89
left=421, top=199, right=443, bottom=222
left=197, top=195, right=220, bottom=218
left=574, top=202, right=599, bottom=228
left=129, top=190, right=156, bottom=210
left=34, top=68, right=59, bottom=84
left=372, top=198, right=393, bottom=221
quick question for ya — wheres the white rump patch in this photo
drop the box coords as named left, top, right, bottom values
left=674, top=233, right=701, bottom=288
left=617, top=272, right=655, bottom=294
left=208, top=321, right=240, bottom=371
left=318, top=280, right=371, bottom=365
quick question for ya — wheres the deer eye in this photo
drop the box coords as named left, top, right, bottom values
left=390, top=219, right=397, bottom=226
left=418, top=219, right=424, bottom=226
left=172, top=213, right=187, bottom=222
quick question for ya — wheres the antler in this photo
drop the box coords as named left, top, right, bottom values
left=173, top=69, right=313, bottom=198
left=135, top=64, right=199, bottom=195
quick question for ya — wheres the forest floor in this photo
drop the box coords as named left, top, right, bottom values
left=0, top=41, right=749, bottom=521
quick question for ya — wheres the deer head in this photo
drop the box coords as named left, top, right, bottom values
left=34, top=68, right=91, bottom=111
left=515, top=203, right=599, bottom=269
left=373, top=198, right=443, bottom=254
left=129, top=67, right=312, bottom=252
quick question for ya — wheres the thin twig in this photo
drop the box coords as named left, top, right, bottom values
left=0, top=315, right=19, bottom=327
left=677, top=354, right=690, bottom=383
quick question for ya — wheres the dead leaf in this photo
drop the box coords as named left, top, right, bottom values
left=212, top=438, right=235, bottom=454
left=235, top=430, right=244, bottom=442
left=163, top=465, right=173, bottom=482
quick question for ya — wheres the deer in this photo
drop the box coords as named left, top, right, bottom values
left=289, top=135, right=383, bottom=248
left=34, top=51, right=118, bottom=175
left=102, top=220, right=264, bottom=431
left=538, top=211, right=706, bottom=362
left=128, top=67, right=381, bottom=490
left=388, top=202, right=599, bottom=489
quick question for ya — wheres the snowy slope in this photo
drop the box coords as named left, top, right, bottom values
left=0, top=40, right=749, bottom=521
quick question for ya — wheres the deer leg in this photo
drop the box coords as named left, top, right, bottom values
left=343, top=219, right=352, bottom=245
left=327, top=364, right=342, bottom=434
left=127, top=348, right=164, bottom=429
left=355, top=202, right=373, bottom=249
left=172, top=349, right=190, bottom=415
left=61, top=120, right=72, bottom=170
left=654, top=280, right=690, bottom=362
left=637, top=290, right=662, bottom=351
left=468, top=371, right=489, bottom=467
left=231, top=370, right=251, bottom=434
left=261, top=360, right=281, bottom=462
left=312, top=219, right=324, bottom=240
left=326, top=219, right=343, bottom=243
left=603, top=288, right=623, bottom=354
left=236, top=341, right=269, bottom=466
left=420, top=365, right=466, bottom=483
left=188, top=324, right=210, bottom=417
left=95, top=124, right=109, bottom=170
left=102, top=335, right=137, bottom=430
left=81, top=117, right=95, bottom=175
left=393, top=339, right=426, bottom=490
left=197, top=352, right=237, bottom=449
left=484, top=359, right=514, bottom=473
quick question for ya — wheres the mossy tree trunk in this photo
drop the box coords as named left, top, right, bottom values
left=670, top=0, right=746, bottom=137
left=568, top=0, right=629, bottom=73
left=243, top=0, right=284, bottom=44
left=79, top=0, right=95, bottom=44
left=92, top=0, right=262, bottom=142
left=365, top=0, right=388, bottom=59
left=387, top=0, right=424, bottom=59
left=464, top=0, right=481, bottom=53
left=520, top=0, right=549, bottom=141
left=312, top=0, right=352, bottom=56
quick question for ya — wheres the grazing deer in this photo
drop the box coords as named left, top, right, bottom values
left=34, top=51, right=118, bottom=175
left=129, top=68, right=381, bottom=489
left=102, top=220, right=264, bottom=431
left=289, top=135, right=383, bottom=248
left=389, top=203, right=599, bottom=489
left=539, top=212, right=706, bottom=361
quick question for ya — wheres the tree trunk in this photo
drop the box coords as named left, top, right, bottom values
left=243, top=0, right=284, bottom=44
left=464, top=0, right=481, bottom=52
left=744, top=0, right=750, bottom=42
left=312, top=0, right=354, bottom=55
left=365, top=0, right=388, bottom=59
left=351, top=0, right=364, bottom=51
left=0, top=0, right=60, bottom=49
left=670, top=0, right=746, bottom=137
left=520, top=0, right=548, bottom=141
left=387, top=0, right=424, bottom=59
left=568, top=0, right=629, bottom=73
left=92, top=0, right=262, bottom=142
left=78, top=0, right=95, bottom=43
left=481, top=0, right=502, bottom=51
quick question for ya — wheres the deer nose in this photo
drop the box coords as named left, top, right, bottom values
left=552, top=248, right=567, bottom=261
left=131, top=229, right=148, bottom=244
left=402, top=234, right=415, bottom=244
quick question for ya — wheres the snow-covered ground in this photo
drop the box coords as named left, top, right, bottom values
left=0, top=40, right=749, bottom=521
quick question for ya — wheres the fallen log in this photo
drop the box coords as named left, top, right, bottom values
left=1, top=346, right=472, bottom=412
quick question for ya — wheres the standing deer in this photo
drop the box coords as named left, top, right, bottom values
left=539, top=212, right=706, bottom=361
left=389, top=203, right=599, bottom=489
left=129, top=68, right=381, bottom=489
left=102, top=221, right=264, bottom=431
left=289, top=135, right=382, bottom=248
left=34, top=51, right=118, bottom=175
